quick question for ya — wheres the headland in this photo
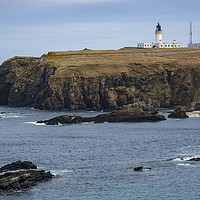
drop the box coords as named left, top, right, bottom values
left=0, top=48, right=200, bottom=111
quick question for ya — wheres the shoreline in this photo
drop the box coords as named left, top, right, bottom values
left=187, top=111, right=200, bottom=116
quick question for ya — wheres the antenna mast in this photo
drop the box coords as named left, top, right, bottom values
left=190, top=22, right=193, bottom=44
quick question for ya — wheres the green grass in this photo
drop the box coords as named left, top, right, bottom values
left=38, top=48, right=200, bottom=78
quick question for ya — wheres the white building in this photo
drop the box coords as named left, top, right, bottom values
left=137, top=23, right=182, bottom=48
left=137, top=42, right=153, bottom=48
left=188, top=43, right=200, bottom=48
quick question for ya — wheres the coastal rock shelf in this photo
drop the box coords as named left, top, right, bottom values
left=0, top=161, right=53, bottom=193
left=37, top=108, right=166, bottom=125
left=168, top=108, right=189, bottom=118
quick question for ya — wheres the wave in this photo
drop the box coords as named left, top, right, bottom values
left=176, top=163, right=191, bottom=166
left=51, top=169, right=73, bottom=176
left=170, top=154, right=200, bottom=161
left=0, top=113, right=24, bottom=119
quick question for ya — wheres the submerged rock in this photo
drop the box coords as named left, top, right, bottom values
left=134, top=166, right=152, bottom=171
left=0, top=161, right=53, bottom=193
left=187, top=157, right=200, bottom=161
left=37, top=108, right=166, bottom=125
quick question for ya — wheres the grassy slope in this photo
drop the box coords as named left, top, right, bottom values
left=40, top=48, right=200, bottom=78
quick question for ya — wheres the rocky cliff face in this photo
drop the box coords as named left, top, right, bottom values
left=0, top=55, right=200, bottom=111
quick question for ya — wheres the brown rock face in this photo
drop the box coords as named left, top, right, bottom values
left=0, top=54, right=200, bottom=111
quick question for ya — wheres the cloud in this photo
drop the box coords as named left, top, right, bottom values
left=5, top=0, right=131, bottom=5
left=39, top=0, right=123, bottom=3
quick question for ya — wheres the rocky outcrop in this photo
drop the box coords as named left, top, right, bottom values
left=0, top=161, right=37, bottom=173
left=168, top=108, right=189, bottom=118
left=134, top=166, right=152, bottom=171
left=187, top=158, right=200, bottom=161
left=0, top=54, right=200, bottom=111
left=0, top=170, right=53, bottom=193
left=0, top=161, right=53, bottom=193
left=37, top=108, right=166, bottom=125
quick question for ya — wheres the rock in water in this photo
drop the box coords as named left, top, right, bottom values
left=188, top=157, right=200, bottom=161
left=0, top=161, right=37, bottom=173
left=0, top=161, right=53, bottom=193
left=168, top=108, right=189, bottom=118
left=37, top=108, right=166, bottom=125
left=37, top=115, right=84, bottom=125
left=0, top=170, right=53, bottom=192
left=134, top=166, right=144, bottom=171
left=134, top=166, right=152, bottom=171
left=91, top=108, right=166, bottom=123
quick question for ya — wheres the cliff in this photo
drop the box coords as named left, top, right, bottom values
left=0, top=48, right=200, bottom=111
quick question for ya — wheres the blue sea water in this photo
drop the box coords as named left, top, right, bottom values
left=0, top=106, right=200, bottom=200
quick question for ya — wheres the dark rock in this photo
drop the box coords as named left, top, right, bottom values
left=134, top=166, right=152, bottom=171
left=0, top=161, right=53, bottom=193
left=91, top=108, right=166, bottom=123
left=0, top=161, right=37, bottom=173
left=188, top=157, right=200, bottom=161
left=37, top=108, right=166, bottom=125
left=0, top=170, right=53, bottom=192
left=168, top=109, right=189, bottom=118
left=37, top=115, right=84, bottom=125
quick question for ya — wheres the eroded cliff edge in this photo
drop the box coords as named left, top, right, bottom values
left=0, top=49, right=200, bottom=111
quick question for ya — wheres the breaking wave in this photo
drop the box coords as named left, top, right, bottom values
left=170, top=155, right=200, bottom=161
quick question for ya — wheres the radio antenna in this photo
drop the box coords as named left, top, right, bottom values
left=190, top=22, right=193, bottom=44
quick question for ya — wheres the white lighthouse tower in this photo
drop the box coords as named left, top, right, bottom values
left=155, top=23, right=162, bottom=44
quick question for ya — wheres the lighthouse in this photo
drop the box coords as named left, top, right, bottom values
left=137, top=23, right=182, bottom=48
left=155, top=23, right=162, bottom=43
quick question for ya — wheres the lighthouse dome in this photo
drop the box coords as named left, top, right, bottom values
left=156, top=23, right=162, bottom=31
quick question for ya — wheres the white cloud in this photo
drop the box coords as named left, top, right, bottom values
left=7, top=0, right=131, bottom=5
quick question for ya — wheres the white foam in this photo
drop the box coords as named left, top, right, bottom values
left=81, top=122, right=90, bottom=125
left=177, top=163, right=191, bottom=166
left=81, top=122, right=94, bottom=125
left=188, top=114, right=200, bottom=118
left=0, top=114, right=23, bottom=119
left=25, top=121, right=46, bottom=126
left=172, top=155, right=200, bottom=161
left=51, top=169, right=73, bottom=176
left=143, top=168, right=151, bottom=171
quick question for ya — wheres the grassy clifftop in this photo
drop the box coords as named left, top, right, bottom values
left=41, top=48, right=200, bottom=78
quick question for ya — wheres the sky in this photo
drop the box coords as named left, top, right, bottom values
left=0, top=0, right=200, bottom=64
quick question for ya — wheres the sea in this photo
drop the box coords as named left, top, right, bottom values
left=0, top=106, right=200, bottom=200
